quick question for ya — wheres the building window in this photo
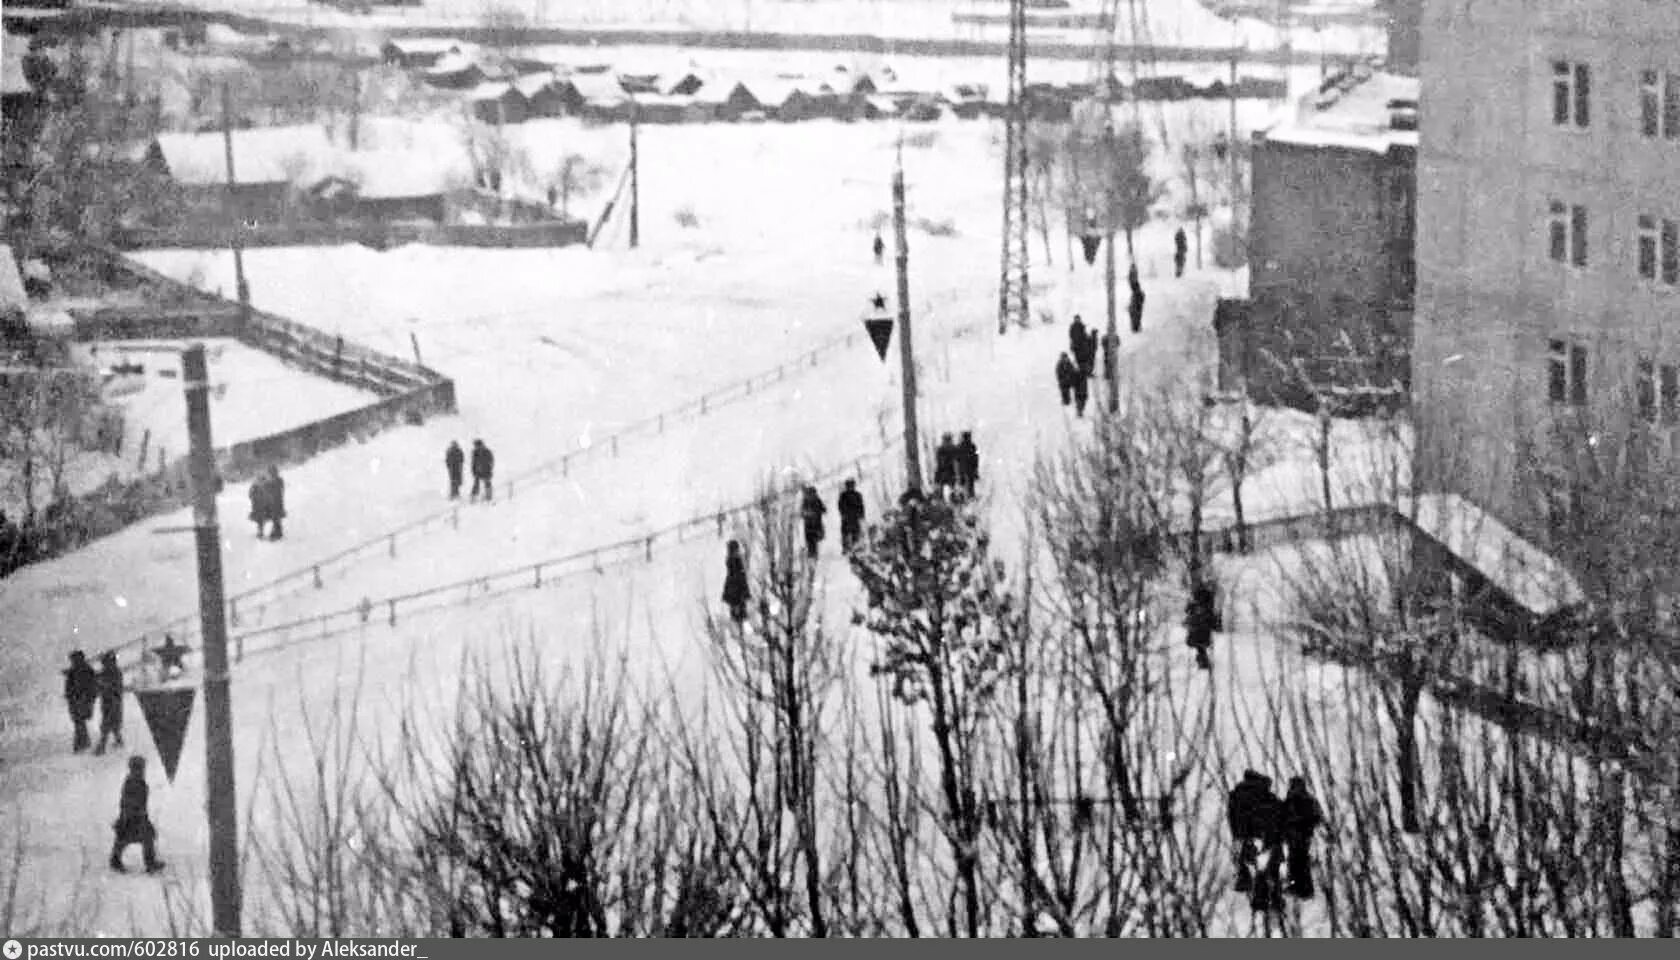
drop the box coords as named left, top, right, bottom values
left=1549, top=338, right=1588, bottom=407
left=1638, top=358, right=1657, bottom=422
left=1549, top=200, right=1588, bottom=267
left=1636, top=215, right=1680, bottom=283
left=1553, top=60, right=1590, bottom=128
left=1641, top=70, right=1680, bottom=139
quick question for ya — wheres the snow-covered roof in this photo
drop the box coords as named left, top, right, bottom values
left=1411, top=493, right=1586, bottom=618
left=736, top=77, right=811, bottom=106
left=425, top=52, right=480, bottom=76
left=0, top=245, right=26, bottom=314
left=1261, top=68, right=1419, bottom=154
left=385, top=37, right=463, bottom=55
left=468, top=81, right=521, bottom=102
left=334, top=151, right=466, bottom=200
left=865, top=95, right=902, bottom=114
left=2, top=33, right=32, bottom=96
left=511, top=72, right=557, bottom=99
left=635, top=94, right=697, bottom=109
left=565, top=73, right=627, bottom=104
left=149, top=126, right=335, bottom=186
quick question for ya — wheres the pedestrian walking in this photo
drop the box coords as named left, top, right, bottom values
left=721, top=539, right=750, bottom=624
left=247, top=475, right=269, bottom=539
left=109, top=755, right=164, bottom=874
left=63, top=650, right=97, bottom=754
left=1282, top=776, right=1324, bottom=900
left=837, top=479, right=866, bottom=551
left=1174, top=227, right=1188, bottom=278
left=263, top=465, right=285, bottom=541
left=94, top=652, right=124, bottom=755
left=1249, top=781, right=1287, bottom=914
left=956, top=432, right=979, bottom=498
left=800, top=486, right=827, bottom=558
left=1056, top=352, right=1080, bottom=411
left=470, top=439, right=495, bottom=502
left=1128, top=263, right=1145, bottom=334
left=1185, top=578, right=1220, bottom=671
left=1071, top=316, right=1098, bottom=380
left=933, top=433, right=958, bottom=493
left=872, top=232, right=886, bottom=265
left=445, top=440, right=465, bottom=500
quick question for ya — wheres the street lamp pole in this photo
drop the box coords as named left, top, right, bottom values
left=893, top=141, right=923, bottom=494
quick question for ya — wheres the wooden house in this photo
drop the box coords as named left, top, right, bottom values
left=713, top=81, right=764, bottom=121
left=468, top=82, right=529, bottom=125
left=663, top=71, right=706, bottom=97
left=516, top=74, right=573, bottom=118
left=617, top=73, right=661, bottom=95
left=569, top=74, right=631, bottom=122
left=424, top=53, right=487, bottom=90
left=144, top=125, right=335, bottom=224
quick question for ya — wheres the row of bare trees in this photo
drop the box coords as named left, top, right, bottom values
left=199, top=380, right=1676, bottom=938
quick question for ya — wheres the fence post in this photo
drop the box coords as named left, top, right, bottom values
left=359, top=597, right=371, bottom=624
left=562, top=455, right=569, bottom=477
left=612, top=436, right=619, bottom=458
left=235, top=635, right=244, bottom=662
left=534, top=564, right=542, bottom=588
left=716, top=511, right=725, bottom=538
left=313, top=565, right=322, bottom=589
left=645, top=537, right=653, bottom=562
left=228, top=598, right=238, bottom=628
left=388, top=600, right=396, bottom=626
left=388, top=534, right=396, bottom=558
left=701, top=395, right=708, bottom=414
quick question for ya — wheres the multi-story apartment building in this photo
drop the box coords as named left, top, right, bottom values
left=1415, top=0, right=1680, bottom=549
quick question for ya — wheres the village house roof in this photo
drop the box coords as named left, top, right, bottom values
left=511, top=72, right=557, bottom=99
left=1261, top=67, right=1419, bottom=154
left=468, top=81, right=523, bottom=103
left=566, top=73, right=628, bottom=104
left=864, top=95, right=902, bottom=115
left=148, top=125, right=336, bottom=186
left=425, top=52, right=481, bottom=77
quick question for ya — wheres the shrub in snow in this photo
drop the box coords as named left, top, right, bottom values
left=915, top=217, right=957, bottom=238
left=673, top=205, right=700, bottom=229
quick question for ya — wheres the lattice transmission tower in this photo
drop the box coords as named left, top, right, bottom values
left=996, top=0, right=1031, bottom=334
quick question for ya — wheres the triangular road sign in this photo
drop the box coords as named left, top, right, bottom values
left=1081, top=234, right=1102, bottom=266
left=864, top=317, right=894, bottom=362
left=136, top=686, right=195, bottom=782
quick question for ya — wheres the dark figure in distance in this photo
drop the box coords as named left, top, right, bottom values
left=247, top=474, right=269, bottom=539
left=1184, top=578, right=1221, bottom=671
left=1281, top=776, right=1324, bottom=899
left=263, top=465, right=285, bottom=540
left=721, top=539, right=750, bottom=624
left=800, top=485, right=827, bottom=558
left=470, top=439, right=494, bottom=502
left=1174, top=226, right=1188, bottom=278
left=1248, top=782, right=1287, bottom=914
left=109, top=755, right=164, bottom=874
left=1127, top=263, right=1146, bottom=334
left=445, top=440, right=465, bottom=500
left=956, top=432, right=979, bottom=498
left=63, top=650, right=97, bottom=753
left=873, top=232, right=886, bottom=265
left=1071, top=316, right=1099, bottom=380
left=1056, top=352, right=1082, bottom=413
left=837, top=479, right=866, bottom=551
left=934, top=437, right=960, bottom=494
left=95, top=652, right=124, bottom=755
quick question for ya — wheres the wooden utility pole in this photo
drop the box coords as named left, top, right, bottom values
left=220, top=84, right=252, bottom=330
left=1103, top=119, right=1120, bottom=414
left=181, top=343, right=241, bottom=938
left=628, top=99, right=640, bottom=249
left=892, top=144, right=923, bottom=494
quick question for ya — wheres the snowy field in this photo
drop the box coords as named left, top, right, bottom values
left=0, top=105, right=1420, bottom=932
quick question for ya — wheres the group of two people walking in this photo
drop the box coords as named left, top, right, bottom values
left=246, top=465, right=286, bottom=541
left=932, top=432, right=980, bottom=499
left=1227, top=769, right=1324, bottom=914
left=445, top=439, right=496, bottom=502
left=1057, top=315, right=1104, bottom=417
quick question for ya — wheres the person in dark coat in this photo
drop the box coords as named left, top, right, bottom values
left=800, top=486, right=827, bottom=558
left=1248, top=781, right=1287, bottom=914
left=1185, top=578, right=1219, bottom=671
left=1281, top=776, right=1324, bottom=899
left=1056, top=352, right=1080, bottom=410
left=1069, top=315, right=1091, bottom=373
left=1127, top=263, right=1145, bottom=334
left=95, top=652, right=124, bottom=755
left=263, top=466, right=285, bottom=541
left=872, top=232, right=886, bottom=265
left=933, top=433, right=958, bottom=493
left=1173, top=226, right=1188, bottom=277
left=1072, top=360, right=1091, bottom=417
left=1226, top=769, right=1269, bottom=892
left=470, top=439, right=495, bottom=502
left=956, top=432, right=979, bottom=498
left=445, top=441, right=465, bottom=500
left=247, top=475, right=269, bottom=539
left=837, top=479, right=866, bottom=551
left=721, top=539, right=750, bottom=624
left=63, top=650, right=97, bottom=753
left=109, top=755, right=164, bottom=874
